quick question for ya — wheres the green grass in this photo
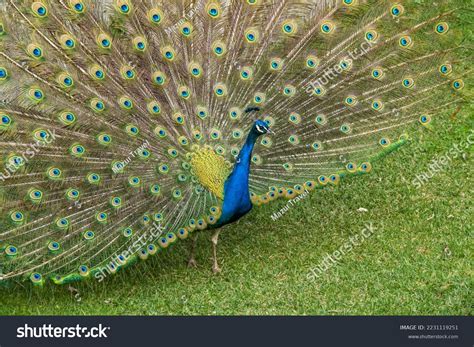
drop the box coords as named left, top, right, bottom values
left=0, top=108, right=472, bottom=315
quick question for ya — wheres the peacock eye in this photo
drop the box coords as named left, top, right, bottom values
left=1, top=114, right=12, bottom=128
left=451, top=79, right=464, bottom=90
left=399, top=35, right=413, bottom=48
left=32, top=2, right=48, bottom=17
left=321, top=21, right=335, bottom=34
left=282, top=20, right=297, bottom=35
left=245, top=28, right=259, bottom=43
left=390, top=4, right=404, bottom=17
left=435, top=22, right=449, bottom=34
left=148, top=8, right=163, bottom=24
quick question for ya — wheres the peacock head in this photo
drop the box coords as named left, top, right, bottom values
left=252, top=120, right=272, bottom=136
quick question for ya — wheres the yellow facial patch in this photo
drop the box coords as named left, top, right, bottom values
left=190, top=147, right=230, bottom=200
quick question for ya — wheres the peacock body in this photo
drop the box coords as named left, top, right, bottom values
left=0, top=0, right=468, bottom=284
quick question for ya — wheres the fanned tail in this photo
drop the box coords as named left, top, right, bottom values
left=242, top=0, right=470, bottom=201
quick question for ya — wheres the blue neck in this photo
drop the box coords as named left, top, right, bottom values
left=216, top=131, right=259, bottom=226
left=236, top=131, right=259, bottom=171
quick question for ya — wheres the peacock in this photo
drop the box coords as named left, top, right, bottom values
left=0, top=0, right=469, bottom=285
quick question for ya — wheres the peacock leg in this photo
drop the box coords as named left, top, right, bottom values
left=211, top=230, right=221, bottom=274
left=187, top=233, right=199, bottom=268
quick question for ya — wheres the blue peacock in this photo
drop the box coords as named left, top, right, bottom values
left=0, top=0, right=469, bottom=284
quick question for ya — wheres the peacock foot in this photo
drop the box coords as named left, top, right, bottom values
left=212, top=263, right=221, bottom=274
left=211, top=230, right=221, bottom=274
left=187, top=257, right=198, bottom=268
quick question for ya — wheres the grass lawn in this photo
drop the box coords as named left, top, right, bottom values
left=0, top=107, right=472, bottom=315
